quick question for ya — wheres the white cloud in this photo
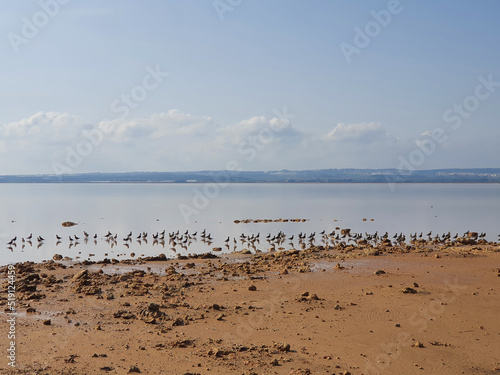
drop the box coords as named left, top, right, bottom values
left=325, top=122, right=389, bottom=143
left=1, top=112, right=87, bottom=141
left=0, top=111, right=408, bottom=174
left=97, top=109, right=213, bottom=143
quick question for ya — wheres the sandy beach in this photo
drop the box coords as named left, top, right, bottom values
left=1, top=242, right=499, bottom=375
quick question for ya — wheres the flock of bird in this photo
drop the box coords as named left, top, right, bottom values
left=4, top=228, right=497, bottom=253
left=4, top=229, right=215, bottom=252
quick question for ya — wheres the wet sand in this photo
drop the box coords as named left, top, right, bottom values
left=1, top=242, right=499, bottom=375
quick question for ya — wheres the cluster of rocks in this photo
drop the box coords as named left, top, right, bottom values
left=234, top=218, right=308, bottom=224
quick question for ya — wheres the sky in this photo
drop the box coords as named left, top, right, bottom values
left=0, top=0, right=499, bottom=175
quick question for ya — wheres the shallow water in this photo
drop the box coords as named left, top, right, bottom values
left=0, top=183, right=499, bottom=265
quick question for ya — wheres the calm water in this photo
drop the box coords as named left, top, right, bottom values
left=0, top=183, right=499, bottom=265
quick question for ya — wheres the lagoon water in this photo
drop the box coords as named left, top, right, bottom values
left=1, top=183, right=499, bottom=265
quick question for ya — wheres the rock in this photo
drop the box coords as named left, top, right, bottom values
left=172, top=318, right=186, bottom=326
left=62, top=221, right=78, bottom=227
left=169, top=339, right=195, bottom=348
left=76, top=286, right=101, bottom=296
left=128, top=365, right=141, bottom=373
left=402, top=287, right=418, bottom=294
left=290, top=368, right=312, bottom=375
left=165, top=266, right=177, bottom=275
left=414, top=341, right=424, bottom=348
left=270, top=358, right=279, bottom=366
left=216, top=314, right=225, bottom=321
left=72, top=269, right=88, bottom=281
left=374, top=270, right=386, bottom=275
left=212, top=247, right=222, bottom=252
left=43, top=319, right=51, bottom=325
left=273, top=342, right=290, bottom=352
left=52, top=254, right=63, bottom=261
left=95, top=324, right=102, bottom=330
left=208, top=347, right=232, bottom=357
left=413, top=282, right=419, bottom=288
left=24, top=292, right=46, bottom=300
left=114, top=310, right=136, bottom=319
left=334, top=263, right=345, bottom=270
left=309, top=293, right=320, bottom=301
left=248, top=285, right=257, bottom=291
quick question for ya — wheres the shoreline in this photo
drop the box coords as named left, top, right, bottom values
left=1, top=243, right=499, bottom=374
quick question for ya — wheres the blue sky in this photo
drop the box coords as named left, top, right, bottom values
left=0, top=0, right=499, bottom=174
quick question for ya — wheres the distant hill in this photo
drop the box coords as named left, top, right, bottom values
left=1, top=169, right=500, bottom=183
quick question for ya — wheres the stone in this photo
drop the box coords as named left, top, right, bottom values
left=273, top=342, right=290, bottom=352
left=72, top=269, right=88, bottom=281
left=402, top=287, right=418, bottom=294
left=128, top=365, right=141, bottom=373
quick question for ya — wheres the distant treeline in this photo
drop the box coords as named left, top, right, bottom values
left=1, top=168, right=500, bottom=183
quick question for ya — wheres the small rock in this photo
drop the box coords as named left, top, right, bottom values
left=248, top=285, right=257, bottom=291
left=414, top=341, right=424, bottom=348
left=273, top=342, right=291, bottom=352
left=52, top=254, right=63, bottom=261
left=216, top=314, right=225, bottom=321
left=172, top=317, right=186, bottom=326
left=402, top=287, right=418, bottom=294
left=374, top=270, right=386, bottom=275
left=72, top=269, right=88, bottom=281
left=43, top=319, right=51, bottom=325
left=128, top=365, right=141, bottom=373
left=309, top=293, right=319, bottom=301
